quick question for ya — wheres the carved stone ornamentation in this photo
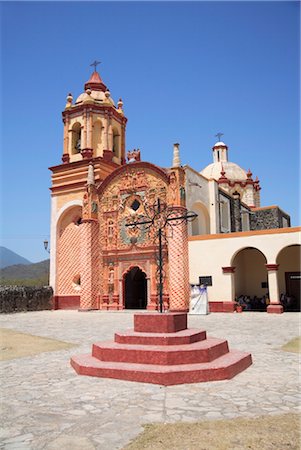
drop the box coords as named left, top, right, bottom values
left=127, top=148, right=141, bottom=162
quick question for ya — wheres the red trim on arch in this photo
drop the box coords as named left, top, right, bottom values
left=266, top=264, right=279, bottom=271
left=222, top=266, right=236, bottom=274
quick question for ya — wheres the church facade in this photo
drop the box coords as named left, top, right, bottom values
left=49, top=69, right=300, bottom=313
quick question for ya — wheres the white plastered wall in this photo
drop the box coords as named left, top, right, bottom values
left=184, top=166, right=219, bottom=235
left=188, top=228, right=301, bottom=303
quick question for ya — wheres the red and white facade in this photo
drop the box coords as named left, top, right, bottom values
left=49, top=69, right=300, bottom=313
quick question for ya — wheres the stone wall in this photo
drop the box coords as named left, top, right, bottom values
left=0, top=286, right=53, bottom=314
left=250, top=208, right=291, bottom=231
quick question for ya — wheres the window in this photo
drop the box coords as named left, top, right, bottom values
left=112, top=128, right=120, bottom=156
left=131, top=199, right=140, bottom=211
left=72, top=123, right=82, bottom=154
left=72, top=275, right=81, bottom=291
left=108, top=220, right=114, bottom=237
left=241, top=210, right=250, bottom=231
left=220, top=200, right=230, bottom=233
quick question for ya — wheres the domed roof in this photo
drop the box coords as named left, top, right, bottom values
left=213, top=141, right=227, bottom=147
left=201, top=161, right=247, bottom=181
left=75, top=90, right=115, bottom=106
left=75, top=69, right=115, bottom=105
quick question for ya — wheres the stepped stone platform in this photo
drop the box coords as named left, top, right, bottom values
left=71, top=312, right=252, bottom=385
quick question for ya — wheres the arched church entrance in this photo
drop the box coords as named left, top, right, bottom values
left=277, top=244, right=301, bottom=311
left=124, top=267, right=147, bottom=309
left=232, top=247, right=268, bottom=311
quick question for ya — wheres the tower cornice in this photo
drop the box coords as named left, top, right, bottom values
left=49, top=156, right=119, bottom=173
left=62, top=104, right=127, bottom=125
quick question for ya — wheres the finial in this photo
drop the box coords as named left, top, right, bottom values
left=172, top=143, right=181, bottom=167
left=87, top=162, right=95, bottom=186
left=220, top=163, right=226, bottom=177
left=247, top=168, right=253, bottom=179
left=105, top=88, right=110, bottom=98
left=118, top=98, right=123, bottom=109
left=65, top=93, right=73, bottom=109
left=215, top=132, right=224, bottom=142
left=218, top=163, right=228, bottom=183
left=90, top=60, right=101, bottom=72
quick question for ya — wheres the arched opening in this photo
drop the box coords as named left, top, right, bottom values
left=71, top=122, right=82, bottom=154
left=92, top=120, right=103, bottom=156
left=112, top=127, right=120, bottom=157
left=124, top=267, right=147, bottom=309
left=190, top=202, right=210, bottom=236
left=55, top=205, right=82, bottom=309
left=232, top=247, right=268, bottom=311
left=277, top=244, right=300, bottom=311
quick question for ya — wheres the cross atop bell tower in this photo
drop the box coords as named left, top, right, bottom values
left=90, top=60, right=101, bottom=71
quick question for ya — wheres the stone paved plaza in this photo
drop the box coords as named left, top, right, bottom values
left=0, top=310, right=300, bottom=449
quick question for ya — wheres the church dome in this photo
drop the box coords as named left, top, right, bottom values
left=200, top=139, right=248, bottom=182
left=75, top=69, right=115, bottom=105
left=201, top=161, right=247, bottom=181
left=75, top=90, right=115, bottom=105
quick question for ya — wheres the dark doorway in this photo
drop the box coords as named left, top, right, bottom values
left=285, top=272, right=301, bottom=311
left=124, top=267, right=147, bottom=309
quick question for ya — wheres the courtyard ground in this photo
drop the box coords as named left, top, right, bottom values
left=0, top=310, right=300, bottom=449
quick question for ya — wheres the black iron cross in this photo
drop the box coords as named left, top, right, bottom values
left=215, top=132, right=224, bottom=141
left=125, top=198, right=197, bottom=313
left=90, top=60, right=101, bottom=71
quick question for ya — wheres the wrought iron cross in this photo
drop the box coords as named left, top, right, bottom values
left=125, top=198, right=197, bottom=313
left=215, top=132, right=224, bottom=141
left=90, top=60, right=101, bottom=71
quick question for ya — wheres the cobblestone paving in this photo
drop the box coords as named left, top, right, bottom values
left=0, top=311, right=300, bottom=449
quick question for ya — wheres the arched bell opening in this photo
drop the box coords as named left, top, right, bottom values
left=92, top=119, right=103, bottom=157
left=112, top=127, right=120, bottom=158
left=124, top=266, right=147, bottom=309
left=71, top=122, right=82, bottom=154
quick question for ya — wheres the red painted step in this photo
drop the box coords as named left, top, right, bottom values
left=114, top=328, right=206, bottom=346
left=70, top=350, right=252, bottom=386
left=92, top=337, right=229, bottom=365
left=134, top=313, right=187, bottom=333
left=71, top=312, right=252, bottom=385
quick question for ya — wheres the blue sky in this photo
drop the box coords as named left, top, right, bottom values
left=0, top=1, right=300, bottom=262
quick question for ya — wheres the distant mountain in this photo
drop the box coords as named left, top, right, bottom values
left=0, top=259, right=50, bottom=287
left=0, top=247, right=32, bottom=269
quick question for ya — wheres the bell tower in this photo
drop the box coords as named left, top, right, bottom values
left=62, top=64, right=127, bottom=165
left=49, top=65, right=128, bottom=308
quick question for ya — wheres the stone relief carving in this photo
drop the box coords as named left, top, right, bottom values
left=99, top=167, right=169, bottom=252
